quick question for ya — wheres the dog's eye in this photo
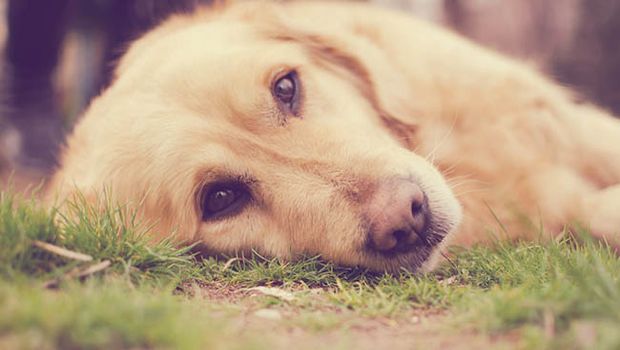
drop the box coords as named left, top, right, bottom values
left=200, top=182, right=250, bottom=220
left=272, top=71, right=300, bottom=115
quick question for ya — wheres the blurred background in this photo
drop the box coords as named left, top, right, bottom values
left=1, top=0, right=619, bottom=186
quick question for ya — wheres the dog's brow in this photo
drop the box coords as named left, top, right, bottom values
left=269, top=31, right=417, bottom=147
left=194, top=169, right=258, bottom=187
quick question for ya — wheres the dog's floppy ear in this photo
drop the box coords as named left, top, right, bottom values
left=269, top=26, right=419, bottom=148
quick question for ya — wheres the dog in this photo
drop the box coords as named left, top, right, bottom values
left=48, top=1, right=620, bottom=273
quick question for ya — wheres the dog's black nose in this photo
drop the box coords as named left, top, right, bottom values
left=366, top=179, right=429, bottom=254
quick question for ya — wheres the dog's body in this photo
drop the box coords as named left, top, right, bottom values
left=50, top=1, right=620, bottom=272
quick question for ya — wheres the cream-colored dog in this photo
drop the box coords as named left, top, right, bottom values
left=49, top=1, right=620, bottom=272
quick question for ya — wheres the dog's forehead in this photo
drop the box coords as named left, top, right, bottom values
left=92, top=21, right=313, bottom=158
left=116, top=21, right=260, bottom=79
left=119, top=8, right=313, bottom=74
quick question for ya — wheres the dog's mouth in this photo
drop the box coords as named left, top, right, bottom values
left=366, top=236, right=430, bottom=257
left=361, top=217, right=452, bottom=271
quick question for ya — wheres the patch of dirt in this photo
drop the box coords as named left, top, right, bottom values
left=241, top=312, right=517, bottom=350
left=177, top=280, right=253, bottom=302
left=191, top=283, right=519, bottom=350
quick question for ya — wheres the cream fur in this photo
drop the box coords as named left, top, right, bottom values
left=49, top=1, right=620, bottom=272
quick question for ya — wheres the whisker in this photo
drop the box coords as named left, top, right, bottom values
left=424, top=114, right=460, bottom=164
left=453, top=189, right=487, bottom=197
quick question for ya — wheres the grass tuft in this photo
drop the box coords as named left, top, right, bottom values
left=0, top=192, right=198, bottom=285
left=200, top=253, right=380, bottom=288
left=0, top=280, right=216, bottom=350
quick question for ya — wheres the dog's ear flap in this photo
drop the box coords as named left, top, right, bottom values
left=272, top=30, right=419, bottom=148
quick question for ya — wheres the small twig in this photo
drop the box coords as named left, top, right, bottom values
left=75, top=260, right=112, bottom=279
left=42, top=260, right=111, bottom=289
left=42, top=266, right=81, bottom=289
left=222, top=257, right=240, bottom=271
left=32, top=240, right=93, bottom=262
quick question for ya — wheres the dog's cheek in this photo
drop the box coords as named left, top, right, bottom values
left=191, top=211, right=294, bottom=260
left=288, top=196, right=369, bottom=264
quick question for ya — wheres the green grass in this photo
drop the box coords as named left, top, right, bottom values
left=1, top=191, right=619, bottom=349
left=1, top=281, right=212, bottom=349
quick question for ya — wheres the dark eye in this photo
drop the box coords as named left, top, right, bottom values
left=272, top=71, right=300, bottom=114
left=199, top=182, right=250, bottom=220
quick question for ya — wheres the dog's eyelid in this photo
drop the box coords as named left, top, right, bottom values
left=270, top=68, right=303, bottom=118
left=194, top=169, right=257, bottom=196
left=195, top=168, right=257, bottom=183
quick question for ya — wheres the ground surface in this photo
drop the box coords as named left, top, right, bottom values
left=1, top=178, right=619, bottom=350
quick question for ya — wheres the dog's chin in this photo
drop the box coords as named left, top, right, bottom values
left=358, top=219, right=456, bottom=274
left=361, top=248, right=433, bottom=274
left=363, top=238, right=448, bottom=274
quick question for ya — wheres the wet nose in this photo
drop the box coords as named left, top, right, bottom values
left=366, top=179, right=429, bottom=254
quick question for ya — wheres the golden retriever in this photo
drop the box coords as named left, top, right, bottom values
left=49, top=1, right=620, bottom=272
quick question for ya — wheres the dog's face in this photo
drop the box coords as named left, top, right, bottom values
left=54, top=5, right=462, bottom=272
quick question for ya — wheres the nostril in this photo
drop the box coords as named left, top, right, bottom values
left=411, top=199, right=424, bottom=215
left=393, top=230, right=409, bottom=244
left=410, top=195, right=429, bottom=239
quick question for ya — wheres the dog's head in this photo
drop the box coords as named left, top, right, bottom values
left=51, top=2, right=461, bottom=272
